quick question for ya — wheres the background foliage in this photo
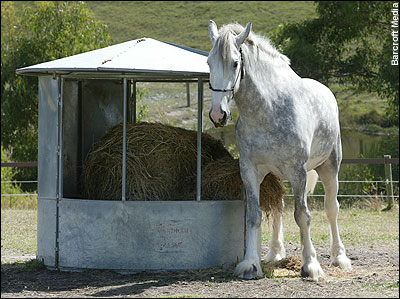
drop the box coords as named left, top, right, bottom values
left=1, top=1, right=112, bottom=185
left=269, top=1, right=399, bottom=125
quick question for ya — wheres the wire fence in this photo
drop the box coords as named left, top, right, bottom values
left=1, top=179, right=399, bottom=209
left=1, top=157, right=399, bottom=209
left=283, top=180, right=400, bottom=199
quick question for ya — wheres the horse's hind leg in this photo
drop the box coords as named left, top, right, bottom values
left=315, top=156, right=352, bottom=271
left=289, top=165, right=324, bottom=281
left=264, top=198, right=286, bottom=263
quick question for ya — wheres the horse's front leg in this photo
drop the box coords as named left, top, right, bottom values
left=289, top=166, right=324, bottom=281
left=233, top=159, right=264, bottom=279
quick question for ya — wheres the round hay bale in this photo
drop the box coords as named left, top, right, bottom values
left=82, top=122, right=230, bottom=201
left=201, top=156, right=285, bottom=215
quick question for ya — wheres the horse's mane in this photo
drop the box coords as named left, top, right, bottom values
left=217, top=23, right=290, bottom=65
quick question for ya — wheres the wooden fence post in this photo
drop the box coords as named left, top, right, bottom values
left=382, top=155, right=394, bottom=211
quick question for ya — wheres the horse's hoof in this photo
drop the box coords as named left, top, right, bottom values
left=264, top=252, right=285, bottom=264
left=300, top=260, right=324, bottom=281
left=332, top=255, right=352, bottom=271
left=233, top=260, right=263, bottom=280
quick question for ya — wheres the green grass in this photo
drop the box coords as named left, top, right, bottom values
left=9, top=1, right=317, bottom=51
left=1, top=194, right=37, bottom=210
left=86, top=1, right=317, bottom=50
left=1, top=209, right=37, bottom=255
left=262, top=205, right=399, bottom=247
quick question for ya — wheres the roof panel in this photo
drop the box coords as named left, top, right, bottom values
left=16, top=38, right=210, bottom=78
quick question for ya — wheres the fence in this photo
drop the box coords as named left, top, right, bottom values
left=1, top=157, right=399, bottom=210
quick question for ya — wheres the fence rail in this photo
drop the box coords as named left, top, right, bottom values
left=2, top=157, right=399, bottom=210
left=1, top=158, right=399, bottom=168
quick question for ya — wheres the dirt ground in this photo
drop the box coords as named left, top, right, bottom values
left=1, top=242, right=398, bottom=298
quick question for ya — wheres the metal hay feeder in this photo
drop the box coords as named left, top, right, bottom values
left=17, top=38, right=259, bottom=272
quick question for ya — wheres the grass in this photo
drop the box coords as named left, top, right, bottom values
left=1, top=209, right=37, bottom=255
left=85, top=1, right=317, bottom=50
left=261, top=202, right=399, bottom=248
left=1, top=194, right=37, bottom=210
left=2, top=204, right=398, bottom=259
left=9, top=1, right=317, bottom=51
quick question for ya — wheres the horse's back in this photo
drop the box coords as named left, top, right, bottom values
left=301, top=78, right=338, bottom=115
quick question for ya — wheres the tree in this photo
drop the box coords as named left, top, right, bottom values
left=269, top=1, right=399, bottom=125
left=1, top=1, right=112, bottom=185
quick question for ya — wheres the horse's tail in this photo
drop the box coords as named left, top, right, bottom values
left=259, top=170, right=318, bottom=217
left=306, top=170, right=319, bottom=195
left=259, top=173, right=285, bottom=217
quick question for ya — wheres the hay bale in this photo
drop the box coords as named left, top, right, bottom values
left=201, top=156, right=285, bottom=215
left=82, top=122, right=230, bottom=201
left=82, top=121, right=285, bottom=215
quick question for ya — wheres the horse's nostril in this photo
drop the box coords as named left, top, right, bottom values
left=221, top=111, right=227, bottom=122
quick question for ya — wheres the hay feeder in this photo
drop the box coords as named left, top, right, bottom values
left=16, top=38, right=257, bottom=272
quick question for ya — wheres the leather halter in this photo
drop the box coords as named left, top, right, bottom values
left=208, top=47, right=244, bottom=101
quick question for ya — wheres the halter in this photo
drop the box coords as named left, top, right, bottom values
left=208, top=47, right=244, bottom=101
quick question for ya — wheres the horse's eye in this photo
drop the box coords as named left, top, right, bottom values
left=233, top=61, right=238, bottom=68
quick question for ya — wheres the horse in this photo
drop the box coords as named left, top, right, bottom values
left=207, top=20, right=352, bottom=281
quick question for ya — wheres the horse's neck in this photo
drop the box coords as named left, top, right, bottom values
left=235, top=62, right=298, bottom=125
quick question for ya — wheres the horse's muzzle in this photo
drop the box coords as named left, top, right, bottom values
left=209, top=110, right=228, bottom=128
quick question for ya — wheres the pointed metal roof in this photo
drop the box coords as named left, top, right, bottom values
left=16, top=38, right=209, bottom=79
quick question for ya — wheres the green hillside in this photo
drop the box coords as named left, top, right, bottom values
left=9, top=1, right=317, bottom=50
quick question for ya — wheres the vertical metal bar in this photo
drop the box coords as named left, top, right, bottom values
left=196, top=78, right=203, bottom=201
left=122, top=78, right=127, bottom=201
left=55, top=75, right=63, bottom=270
left=132, top=80, right=137, bottom=123
left=383, top=155, right=394, bottom=211
left=77, top=81, right=83, bottom=195
left=59, top=77, right=64, bottom=200
left=126, top=80, right=131, bottom=123
left=186, top=82, right=190, bottom=107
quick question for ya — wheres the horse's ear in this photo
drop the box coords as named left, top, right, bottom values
left=209, top=20, right=219, bottom=45
left=236, top=22, right=252, bottom=47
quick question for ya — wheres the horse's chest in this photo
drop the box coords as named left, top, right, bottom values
left=236, top=125, right=278, bottom=160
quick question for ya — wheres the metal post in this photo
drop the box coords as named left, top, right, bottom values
left=122, top=78, right=127, bottom=201
left=186, top=82, right=190, bottom=107
left=55, top=75, right=63, bottom=270
left=196, top=79, right=203, bottom=201
left=58, top=77, right=64, bottom=200
left=132, top=80, right=137, bottom=123
left=382, top=155, right=394, bottom=211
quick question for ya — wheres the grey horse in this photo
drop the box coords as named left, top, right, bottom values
left=207, top=21, right=352, bottom=281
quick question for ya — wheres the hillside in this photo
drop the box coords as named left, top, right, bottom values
left=9, top=1, right=317, bottom=50
left=86, top=1, right=317, bottom=49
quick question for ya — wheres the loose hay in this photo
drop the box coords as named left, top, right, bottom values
left=201, top=156, right=285, bottom=215
left=263, top=256, right=303, bottom=278
left=82, top=122, right=284, bottom=214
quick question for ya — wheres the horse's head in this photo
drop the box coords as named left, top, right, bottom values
left=207, top=20, right=252, bottom=128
